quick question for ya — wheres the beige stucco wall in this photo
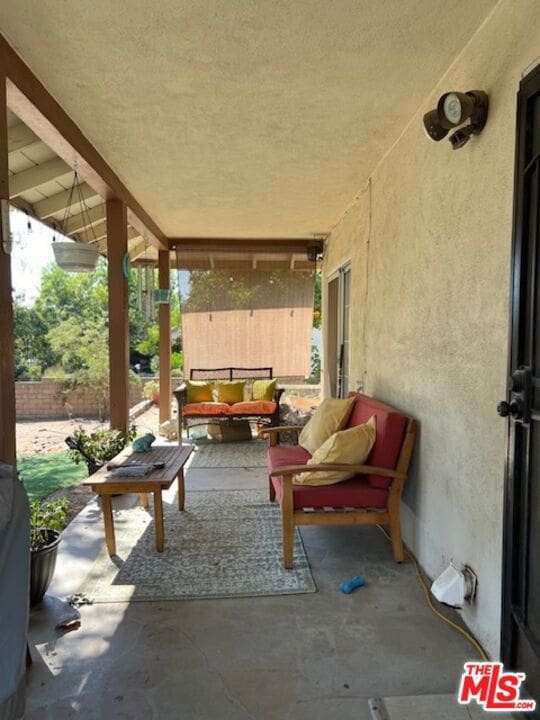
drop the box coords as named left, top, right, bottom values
left=323, top=0, right=540, bottom=656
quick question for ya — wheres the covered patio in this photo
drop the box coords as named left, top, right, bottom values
left=1, top=1, right=540, bottom=718
left=25, top=444, right=479, bottom=720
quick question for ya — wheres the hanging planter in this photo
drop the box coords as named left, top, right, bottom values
left=52, top=170, right=102, bottom=273
left=53, top=241, right=99, bottom=272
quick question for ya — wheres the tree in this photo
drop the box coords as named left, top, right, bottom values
left=35, top=261, right=108, bottom=326
left=13, top=298, right=55, bottom=379
left=47, top=317, right=110, bottom=416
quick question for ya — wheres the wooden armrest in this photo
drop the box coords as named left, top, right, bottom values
left=259, top=425, right=303, bottom=436
left=270, top=464, right=406, bottom=480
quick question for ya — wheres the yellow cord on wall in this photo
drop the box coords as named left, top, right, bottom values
left=377, top=525, right=488, bottom=661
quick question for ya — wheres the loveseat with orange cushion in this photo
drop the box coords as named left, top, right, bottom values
left=174, top=367, right=284, bottom=437
left=260, top=392, right=417, bottom=568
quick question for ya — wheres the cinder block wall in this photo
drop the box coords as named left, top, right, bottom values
left=16, top=378, right=143, bottom=419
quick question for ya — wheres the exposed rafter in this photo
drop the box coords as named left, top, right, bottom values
left=7, top=121, right=39, bottom=153
left=64, top=203, right=106, bottom=234
left=33, top=182, right=99, bottom=219
left=9, top=157, right=72, bottom=198
left=2, top=36, right=168, bottom=250
left=129, top=237, right=152, bottom=261
left=70, top=221, right=107, bottom=244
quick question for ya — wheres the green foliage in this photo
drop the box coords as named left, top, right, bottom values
left=143, top=380, right=159, bottom=402
left=47, top=317, right=110, bottom=417
left=307, top=344, right=321, bottom=384
left=171, top=351, right=183, bottom=370
left=137, top=324, right=160, bottom=357
left=13, top=298, right=55, bottom=379
left=35, top=261, right=109, bottom=326
left=29, top=497, right=69, bottom=551
left=313, top=272, right=322, bottom=329
left=67, top=425, right=137, bottom=467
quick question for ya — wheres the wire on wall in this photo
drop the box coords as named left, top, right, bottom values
left=360, top=177, right=373, bottom=385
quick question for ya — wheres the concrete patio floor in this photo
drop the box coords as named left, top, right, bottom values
left=26, top=449, right=489, bottom=720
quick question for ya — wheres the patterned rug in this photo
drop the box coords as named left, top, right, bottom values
left=188, top=441, right=268, bottom=468
left=78, top=489, right=315, bottom=602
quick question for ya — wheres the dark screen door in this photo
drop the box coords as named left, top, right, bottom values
left=500, top=64, right=540, bottom=717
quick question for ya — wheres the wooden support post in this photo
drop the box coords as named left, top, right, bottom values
left=0, top=74, right=16, bottom=465
left=158, top=250, right=171, bottom=425
left=107, top=199, right=129, bottom=433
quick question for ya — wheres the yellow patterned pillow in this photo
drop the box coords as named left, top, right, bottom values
left=252, top=379, right=277, bottom=401
left=298, top=396, right=355, bottom=455
left=295, top=416, right=376, bottom=486
left=186, top=380, right=214, bottom=403
left=217, top=380, right=246, bottom=404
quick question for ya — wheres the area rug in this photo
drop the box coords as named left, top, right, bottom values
left=188, top=441, right=267, bottom=469
left=78, top=489, right=315, bottom=602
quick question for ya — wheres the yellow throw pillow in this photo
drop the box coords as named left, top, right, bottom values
left=186, top=380, right=214, bottom=403
left=217, top=380, right=246, bottom=404
left=252, top=379, right=277, bottom=401
left=299, top=396, right=355, bottom=455
left=295, top=416, right=377, bottom=486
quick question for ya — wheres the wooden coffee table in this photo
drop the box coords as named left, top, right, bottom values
left=83, top=445, right=192, bottom=556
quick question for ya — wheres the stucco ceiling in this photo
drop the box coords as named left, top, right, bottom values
left=0, top=1, right=497, bottom=239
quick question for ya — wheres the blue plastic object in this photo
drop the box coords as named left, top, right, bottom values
left=339, top=576, right=366, bottom=594
left=132, top=433, right=156, bottom=453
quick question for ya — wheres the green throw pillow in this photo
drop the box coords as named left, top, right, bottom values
left=252, top=379, right=277, bottom=401
left=186, top=380, right=214, bottom=403
left=217, top=380, right=246, bottom=404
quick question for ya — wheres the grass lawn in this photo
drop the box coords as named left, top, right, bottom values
left=18, top=451, right=88, bottom=503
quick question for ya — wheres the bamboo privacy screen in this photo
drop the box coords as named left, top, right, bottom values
left=177, top=267, right=315, bottom=379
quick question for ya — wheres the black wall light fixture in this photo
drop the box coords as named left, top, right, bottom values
left=423, top=91, right=489, bottom=149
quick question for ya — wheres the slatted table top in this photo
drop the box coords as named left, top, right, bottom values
left=82, top=444, right=193, bottom=490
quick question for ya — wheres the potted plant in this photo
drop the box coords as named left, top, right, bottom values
left=144, top=380, right=160, bottom=404
left=30, top=498, right=69, bottom=605
left=66, top=425, right=137, bottom=475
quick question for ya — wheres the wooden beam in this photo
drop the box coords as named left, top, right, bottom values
left=8, top=120, right=39, bottom=153
left=1, top=36, right=167, bottom=251
left=0, top=75, right=17, bottom=464
left=129, top=238, right=149, bottom=261
left=170, top=237, right=324, bottom=256
left=9, top=157, right=71, bottom=198
left=33, top=182, right=99, bottom=219
left=106, top=199, right=129, bottom=433
left=158, top=250, right=171, bottom=425
left=289, top=254, right=295, bottom=270
left=63, top=202, right=106, bottom=234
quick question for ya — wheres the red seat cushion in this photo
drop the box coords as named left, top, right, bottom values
left=183, top=402, right=231, bottom=416
left=230, top=401, right=277, bottom=415
left=271, top=475, right=388, bottom=510
left=268, top=444, right=312, bottom=473
left=346, top=394, right=406, bottom=489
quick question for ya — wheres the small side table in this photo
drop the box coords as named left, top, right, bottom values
left=83, top=445, right=192, bottom=555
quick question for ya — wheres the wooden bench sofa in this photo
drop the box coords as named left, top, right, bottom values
left=260, top=392, right=417, bottom=568
left=174, top=367, right=284, bottom=437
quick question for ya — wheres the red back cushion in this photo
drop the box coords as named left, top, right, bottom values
left=346, top=393, right=406, bottom=488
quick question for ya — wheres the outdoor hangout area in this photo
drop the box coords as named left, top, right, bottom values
left=1, top=2, right=540, bottom=719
